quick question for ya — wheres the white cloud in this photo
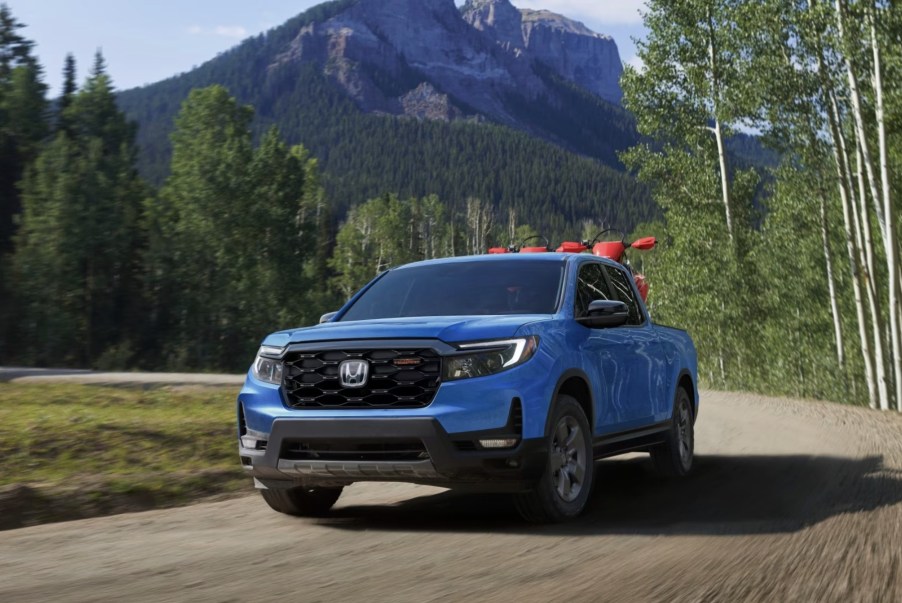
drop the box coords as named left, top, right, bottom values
left=511, top=0, right=646, bottom=25
left=186, top=25, right=248, bottom=39
left=214, top=25, right=248, bottom=39
left=625, top=54, right=644, bottom=72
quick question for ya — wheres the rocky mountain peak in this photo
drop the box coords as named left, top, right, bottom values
left=519, top=9, right=623, bottom=104
left=461, top=0, right=524, bottom=50
left=462, top=1, right=623, bottom=104
left=520, top=9, right=612, bottom=40
left=272, top=0, right=624, bottom=127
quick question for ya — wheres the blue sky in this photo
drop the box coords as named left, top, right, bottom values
left=9, top=0, right=647, bottom=95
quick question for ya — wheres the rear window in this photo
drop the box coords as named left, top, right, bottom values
left=339, top=260, right=564, bottom=321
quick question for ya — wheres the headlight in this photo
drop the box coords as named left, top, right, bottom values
left=443, top=337, right=538, bottom=381
left=252, top=346, right=285, bottom=385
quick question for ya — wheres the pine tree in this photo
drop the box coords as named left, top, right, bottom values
left=57, top=53, right=77, bottom=135
left=0, top=5, right=47, bottom=361
left=0, top=4, right=47, bottom=256
left=13, top=52, right=148, bottom=366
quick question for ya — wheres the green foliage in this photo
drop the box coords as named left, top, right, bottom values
left=11, top=55, right=148, bottom=366
left=328, top=193, right=539, bottom=298
left=146, top=86, right=332, bottom=370
left=330, top=194, right=424, bottom=299
left=57, top=53, right=77, bottom=135
left=749, top=165, right=859, bottom=400
left=0, top=383, right=241, bottom=486
left=622, top=144, right=752, bottom=389
left=0, top=382, right=248, bottom=527
left=620, top=0, right=902, bottom=407
left=0, top=5, right=48, bottom=351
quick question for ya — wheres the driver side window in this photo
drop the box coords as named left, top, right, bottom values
left=575, top=263, right=613, bottom=318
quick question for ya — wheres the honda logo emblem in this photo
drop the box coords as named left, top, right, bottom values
left=339, top=359, right=369, bottom=388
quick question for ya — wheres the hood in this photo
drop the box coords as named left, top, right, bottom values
left=262, top=315, right=549, bottom=348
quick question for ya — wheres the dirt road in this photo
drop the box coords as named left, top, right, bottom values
left=0, top=367, right=245, bottom=387
left=1, top=391, right=901, bottom=602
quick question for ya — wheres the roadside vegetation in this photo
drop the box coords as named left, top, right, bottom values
left=0, top=383, right=248, bottom=529
left=621, top=0, right=902, bottom=412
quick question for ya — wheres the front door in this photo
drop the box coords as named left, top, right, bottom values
left=574, top=262, right=662, bottom=434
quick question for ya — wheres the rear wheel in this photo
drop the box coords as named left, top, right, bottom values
left=515, top=395, right=594, bottom=523
left=260, top=485, right=343, bottom=516
left=650, top=387, right=694, bottom=477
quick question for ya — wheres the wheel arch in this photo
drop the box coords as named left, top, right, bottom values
left=676, top=369, right=697, bottom=422
left=546, top=369, right=595, bottom=436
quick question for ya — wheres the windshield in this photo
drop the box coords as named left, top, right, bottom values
left=339, top=260, right=564, bottom=321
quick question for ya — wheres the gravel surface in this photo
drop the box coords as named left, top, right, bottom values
left=1, top=390, right=900, bottom=602
left=0, top=367, right=245, bottom=387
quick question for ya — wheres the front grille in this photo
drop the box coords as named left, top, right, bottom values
left=282, top=348, right=442, bottom=409
left=281, top=439, right=429, bottom=461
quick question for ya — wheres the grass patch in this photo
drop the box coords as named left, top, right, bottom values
left=0, top=383, right=252, bottom=528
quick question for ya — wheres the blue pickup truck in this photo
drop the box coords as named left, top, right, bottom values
left=237, top=253, right=698, bottom=522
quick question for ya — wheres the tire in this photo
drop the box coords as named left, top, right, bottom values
left=260, top=485, right=343, bottom=516
left=515, top=395, right=594, bottom=523
left=650, top=387, right=694, bottom=477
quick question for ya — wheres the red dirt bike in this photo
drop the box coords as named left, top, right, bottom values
left=489, top=230, right=656, bottom=302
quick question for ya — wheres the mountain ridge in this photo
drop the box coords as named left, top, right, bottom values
left=462, top=0, right=622, bottom=104
left=117, top=0, right=651, bottom=236
left=267, top=0, right=624, bottom=123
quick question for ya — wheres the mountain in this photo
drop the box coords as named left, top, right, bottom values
left=463, top=0, right=622, bottom=104
left=276, top=0, right=624, bottom=120
left=118, top=0, right=652, bottom=236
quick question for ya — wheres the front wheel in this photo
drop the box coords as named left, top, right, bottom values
left=514, top=395, right=594, bottom=523
left=650, top=387, right=694, bottom=477
left=260, top=485, right=343, bottom=516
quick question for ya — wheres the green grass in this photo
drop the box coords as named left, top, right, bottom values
left=0, top=383, right=251, bottom=528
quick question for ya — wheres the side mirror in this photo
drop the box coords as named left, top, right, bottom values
left=577, top=300, right=629, bottom=329
left=319, top=311, right=338, bottom=324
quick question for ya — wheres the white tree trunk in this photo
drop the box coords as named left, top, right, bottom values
left=713, top=119, right=735, bottom=244
left=855, top=145, right=891, bottom=410
left=819, top=194, right=844, bottom=368
left=508, top=207, right=516, bottom=245
left=835, top=0, right=886, bottom=237
left=896, top=268, right=902, bottom=411
left=898, top=275, right=902, bottom=411
left=867, top=4, right=902, bottom=412
left=449, top=218, right=456, bottom=257
left=825, top=88, right=878, bottom=409
left=705, top=5, right=734, bottom=245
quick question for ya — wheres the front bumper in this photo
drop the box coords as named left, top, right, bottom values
left=240, top=417, right=546, bottom=492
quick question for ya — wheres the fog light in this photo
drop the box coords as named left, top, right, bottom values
left=479, top=438, right=519, bottom=449
left=240, top=436, right=267, bottom=450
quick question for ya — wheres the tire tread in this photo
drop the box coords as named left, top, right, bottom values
left=650, top=387, right=694, bottom=478
left=514, top=395, right=593, bottom=523
left=260, top=486, right=343, bottom=516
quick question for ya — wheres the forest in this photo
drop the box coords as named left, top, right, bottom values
left=1, top=1, right=901, bottom=413
left=622, top=0, right=902, bottom=412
